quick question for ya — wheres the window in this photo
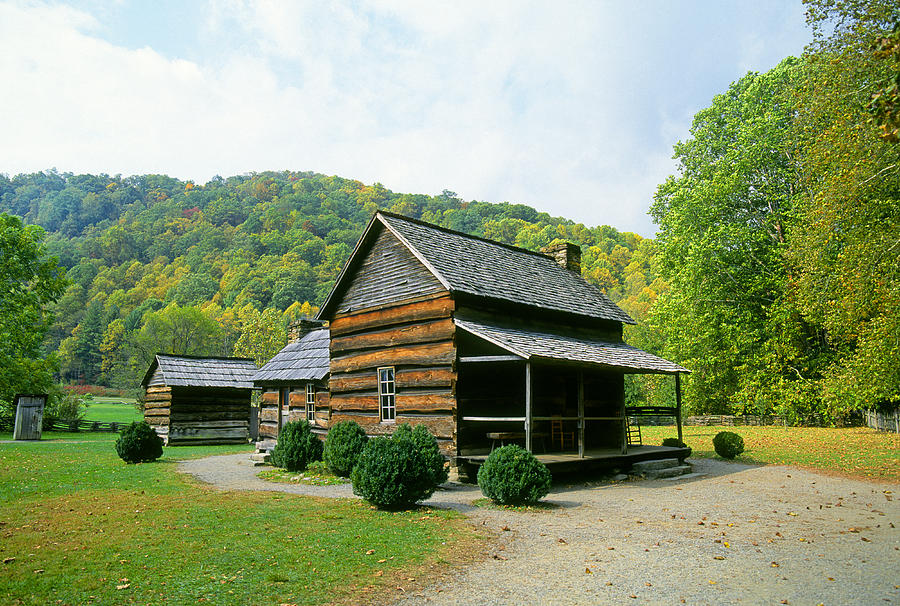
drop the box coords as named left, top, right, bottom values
left=306, top=383, right=316, bottom=422
left=378, top=367, right=396, bottom=421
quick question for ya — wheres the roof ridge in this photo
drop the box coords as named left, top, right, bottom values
left=155, top=353, right=256, bottom=363
left=376, top=210, right=565, bottom=260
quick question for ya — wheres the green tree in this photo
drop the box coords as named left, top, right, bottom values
left=790, top=0, right=900, bottom=415
left=128, top=303, right=225, bottom=367
left=649, top=58, right=818, bottom=415
left=232, top=305, right=287, bottom=365
left=0, top=213, right=67, bottom=402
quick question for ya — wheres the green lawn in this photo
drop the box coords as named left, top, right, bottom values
left=83, top=396, right=143, bottom=424
left=641, top=425, right=900, bottom=481
left=0, top=435, right=479, bottom=605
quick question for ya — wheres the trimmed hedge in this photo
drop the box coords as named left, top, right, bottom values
left=115, top=421, right=163, bottom=464
left=350, top=424, right=444, bottom=509
left=477, top=445, right=552, bottom=505
left=323, top=420, right=369, bottom=477
left=393, top=423, right=448, bottom=486
left=712, top=431, right=745, bottom=459
left=662, top=437, right=687, bottom=448
left=272, top=420, right=323, bottom=472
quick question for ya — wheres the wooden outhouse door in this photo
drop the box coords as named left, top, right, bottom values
left=280, top=387, right=290, bottom=431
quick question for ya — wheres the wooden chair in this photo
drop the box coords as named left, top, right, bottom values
left=551, top=417, right=576, bottom=451
left=625, top=419, right=642, bottom=446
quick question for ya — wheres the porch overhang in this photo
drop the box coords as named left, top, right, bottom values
left=454, top=316, right=688, bottom=374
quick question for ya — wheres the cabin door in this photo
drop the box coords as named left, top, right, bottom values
left=280, top=387, right=290, bottom=431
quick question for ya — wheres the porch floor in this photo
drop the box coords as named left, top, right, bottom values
left=456, top=445, right=691, bottom=474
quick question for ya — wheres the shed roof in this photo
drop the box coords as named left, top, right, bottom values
left=142, top=354, right=258, bottom=388
left=319, top=211, right=634, bottom=324
left=252, top=327, right=330, bottom=384
left=455, top=316, right=687, bottom=374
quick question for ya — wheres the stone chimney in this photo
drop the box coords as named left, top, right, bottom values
left=541, top=242, right=582, bottom=274
left=288, top=317, right=325, bottom=343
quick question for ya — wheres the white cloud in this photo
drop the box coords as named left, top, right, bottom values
left=0, top=1, right=810, bottom=236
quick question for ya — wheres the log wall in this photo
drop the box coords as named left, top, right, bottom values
left=166, top=386, right=251, bottom=445
left=328, top=295, right=458, bottom=455
left=258, top=383, right=329, bottom=441
left=144, top=385, right=172, bottom=441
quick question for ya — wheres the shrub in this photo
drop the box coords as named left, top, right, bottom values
left=323, top=420, right=369, bottom=477
left=477, top=445, right=552, bottom=505
left=392, top=423, right=449, bottom=486
left=351, top=430, right=439, bottom=509
left=115, top=421, right=164, bottom=463
left=272, top=420, right=323, bottom=472
left=713, top=431, right=745, bottom=459
left=662, top=437, right=686, bottom=448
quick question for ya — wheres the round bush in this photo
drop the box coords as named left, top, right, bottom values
left=323, top=420, right=369, bottom=477
left=115, top=421, right=164, bottom=464
left=272, top=420, right=323, bottom=472
left=392, top=423, right=449, bottom=487
left=477, top=445, right=552, bottom=505
left=351, top=435, right=437, bottom=509
left=662, top=437, right=686, bottom=448
left=712, top=431, right=745, bottom=459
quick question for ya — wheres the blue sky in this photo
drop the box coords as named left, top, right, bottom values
left=0, top=1, right=811, bottom=236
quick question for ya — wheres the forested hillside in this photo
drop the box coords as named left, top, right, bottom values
left=0, top=170, right=659, bottom=397
left=2, top=0, right=896, bottom=425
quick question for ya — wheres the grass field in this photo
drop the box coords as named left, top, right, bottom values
left=82, top=396, right=142, bottom=424
left=0, top=434, right=479, bottom=605
left=641, top=425, right=900, bottom=481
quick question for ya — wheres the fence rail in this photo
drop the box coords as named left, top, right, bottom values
left=0, top=416, right=129, bottom=433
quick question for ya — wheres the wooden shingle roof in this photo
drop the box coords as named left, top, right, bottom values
left=319, top=211, right=635, bottom=324
left=142, top=354, right=258, bottom=388
left=252, top=327, right=330, bottom=384
left=455, top=316, right=687, bottom=374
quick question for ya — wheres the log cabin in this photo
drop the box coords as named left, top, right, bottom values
left=142, top=354, right=256, bottom=445
left=252, top=319, right=330, bottom=450
left=316, top=211, right=690, bottom=476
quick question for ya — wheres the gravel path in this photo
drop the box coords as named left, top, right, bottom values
left=179, top=455, right=900, bottom=605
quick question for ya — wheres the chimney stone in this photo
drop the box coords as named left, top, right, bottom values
left=288, top=317, right=325, bottom=343
left=541, top=242, right=582, bottom=274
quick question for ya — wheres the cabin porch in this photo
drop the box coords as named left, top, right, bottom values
left=456, top=357, right=632, bottom=458
left=456, top=444, right=692, bottom=474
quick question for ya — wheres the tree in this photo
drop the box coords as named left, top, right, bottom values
left=0, top=214, right=67, bottom=402
left=232, top=305, right=287, bottom=365
left=649, top=58, right=821, bottom=415
left=128, top=303, right=225, bottom=367
left=789, top=0, right=900, bottom=416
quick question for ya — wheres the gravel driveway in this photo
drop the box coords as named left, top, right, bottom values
left=179, top=455, right=899, bottom=605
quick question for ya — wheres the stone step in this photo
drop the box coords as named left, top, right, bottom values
left=631, top=458, right=680, bottom=473
left=249, top=452, right=271, bottom=464
left=644, top=464, right=692, bottom=480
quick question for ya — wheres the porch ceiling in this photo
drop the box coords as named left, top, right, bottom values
left=454, top=316, right=688, bottom=374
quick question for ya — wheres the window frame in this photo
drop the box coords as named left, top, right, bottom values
left=306, top=383, right=316, bottom=422
left=377, top=366, right=396, bottom=422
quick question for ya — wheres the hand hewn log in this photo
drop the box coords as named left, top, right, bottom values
left=330, top=341, right=455, bottom=374
left=331, top=319, right=455, bottom=354
left=330, top=296, right=454, bottom=336
left=330, top=367, right=456, bottom=393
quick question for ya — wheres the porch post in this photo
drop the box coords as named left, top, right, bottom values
left=525, top=362, right=533, bottom=452
left=675, top=373, right=683, bottom=444
left=577, top=370, right=585, bottom=457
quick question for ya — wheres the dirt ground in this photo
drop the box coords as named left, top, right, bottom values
left=180, top=455, right=900, bottom=605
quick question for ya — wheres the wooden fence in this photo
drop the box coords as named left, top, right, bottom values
left=864, top=408, right=900, bottom=433
left=0, top=416, right=128, bottom=433
left=686, top=415, right=786, bottom=427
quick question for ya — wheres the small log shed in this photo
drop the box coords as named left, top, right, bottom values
left=141, top=354, right=257, bottom=445
left=315, top=210, right=690, bottom=474
left=252, top=320, right=330, bottom=450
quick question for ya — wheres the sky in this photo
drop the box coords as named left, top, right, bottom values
left=0, top=1, right=811, bottom=236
